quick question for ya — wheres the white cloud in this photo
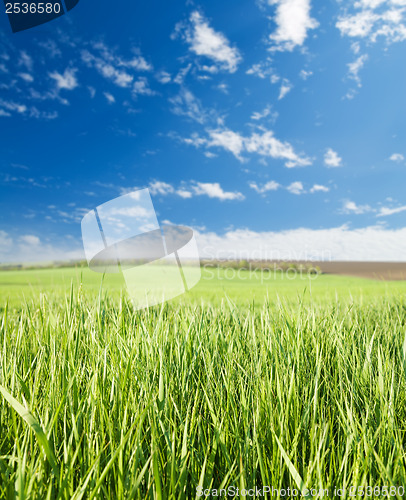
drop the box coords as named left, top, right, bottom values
left=268, top=0, right=319, bottom=51
left=192, top=182, right=245, bottom=201
left=174, top=64, right=192, bottom=85
left=149, top=181, right=175, bottom=196
left=123, top=180, right=244, bottom=201
left=29, top=108, right=58, bottom=120
left=377, top=204, right=406, bottom=216
left=106, top=206, right=154, bottom=219
left=324, top=148, right=342, bottom=167
left=156, top=71, right=171, bottom=84
left=208, top=129, right=245, bottom=159
left=0, top=230, right=13, bottom=253
left=310, top=184, right=330, bottom=193
left=18, top=72, right=34, bottom=83
left=347, top=54, right=368, bottom=86
left=3, top=225, right=406, bottom=264
left=81, top=50, right=134, bottom=87
left=278, top=78, right=293, bottom=99
left=0, top=99, right=27, bottom=114
left=176, top=11, right=242, bottom=73
left=0, top=231, right=84, bottom=264
left=81, top=44, right=152, bottom=93
left=176, top=189, right=193, bottom=198
left=249, top=181, right=280, bottom=193
left=195, top=225, right=406, bottom=261
left=336, top=3, right=406, bottom=44
left=337, top=10, right=379, bottom=38
left=299, top=69, right=313, bottom=80
left=287, top=181, right=305, bottom=195
left=18, top=51, right=33, bottom=72
left=49, top=68, right=78, bottom=90
left=246, top=59, right=274, bottom=79
left=244, top=130, right=312, bottom=167
left=389, top=153, right=405, bottom=162
left=251, top=105, right=274, bottom=121
left=132, top=77, right=155, bottom=96
left=104, top=92, right=115, bottom=104
left=342, top=200, right=372, bottom=214
left=184, top=127, right=312, bottom=167
left=4, top=223, right=406, bottom=264
left=250, top=180, right=329, bottom=195
left=217, top=83, right=228, bottom=94
left=19, top=235, right=40, bottom=246
left=169, top=88, right=209, bottom=124
left=123, top=55, right=152, bottom=72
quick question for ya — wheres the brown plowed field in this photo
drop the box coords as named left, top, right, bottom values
left=312, top=261, right=406, bottom=281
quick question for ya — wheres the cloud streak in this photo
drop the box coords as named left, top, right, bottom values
left=184, top=127, right=312, bottom=167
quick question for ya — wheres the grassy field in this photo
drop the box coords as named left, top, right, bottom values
left=1, top=266, right=406, bottom=498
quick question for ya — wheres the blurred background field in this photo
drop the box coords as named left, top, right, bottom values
left=1, top=264, right=406, bottom=309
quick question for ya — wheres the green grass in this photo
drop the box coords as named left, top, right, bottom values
left=2, top=265, right=406, bottom=308
left=1, top=267, right=406, bottom=498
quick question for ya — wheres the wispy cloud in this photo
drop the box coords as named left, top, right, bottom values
left=49, top=68, right=78, bottom=90
left=104, top=92, right=115, bottom=104
left=287, top=181, right=305, bottom=195
left=132, top=77, right=155, bottom=97
left=299, top=69, right=313, bottom=80
left=310, top=184, right=330, bottom=193
left=18, top=72, right=34, bottom=83
left=190, top=127, right=313, bottom=167
left=19, top=234, right=40, bottom=245
left=192, top=182, right=245, bottom=200
left=148, top=181, right=175, bottom=196
left=123, top=180, right=244, bottom=202
left=174, top=11, right=242, bottom=73
left=251, top=105, right=275, bottom=121
left=81, top=42, right=152, bottom=92
left=342, top=200, right=372, bottom=214
left=278, top=78, right=293, bottom=99
left=156, top=71, right=171, bottom=84
left=18, top=51, right=33, bottom=72
left=0, top=98, right=27, bottom=115
left=377, top=204, right=406, bottom=216
left=250, top=180, right=329, bottom=195
left=347, top=54, right=368, bottom=87
left=169, top=88, right=212, bottom=124
left=246, top=58, right=275, bottom=79
left=81, top=50, right=133, bottom=87
left=249, top=180, right=280, bottom=193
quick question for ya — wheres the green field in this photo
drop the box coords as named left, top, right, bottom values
left=1, top=267, right=406, bottom=498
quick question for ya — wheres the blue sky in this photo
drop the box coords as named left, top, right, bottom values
left=1, top=0, right=406, bottom=262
